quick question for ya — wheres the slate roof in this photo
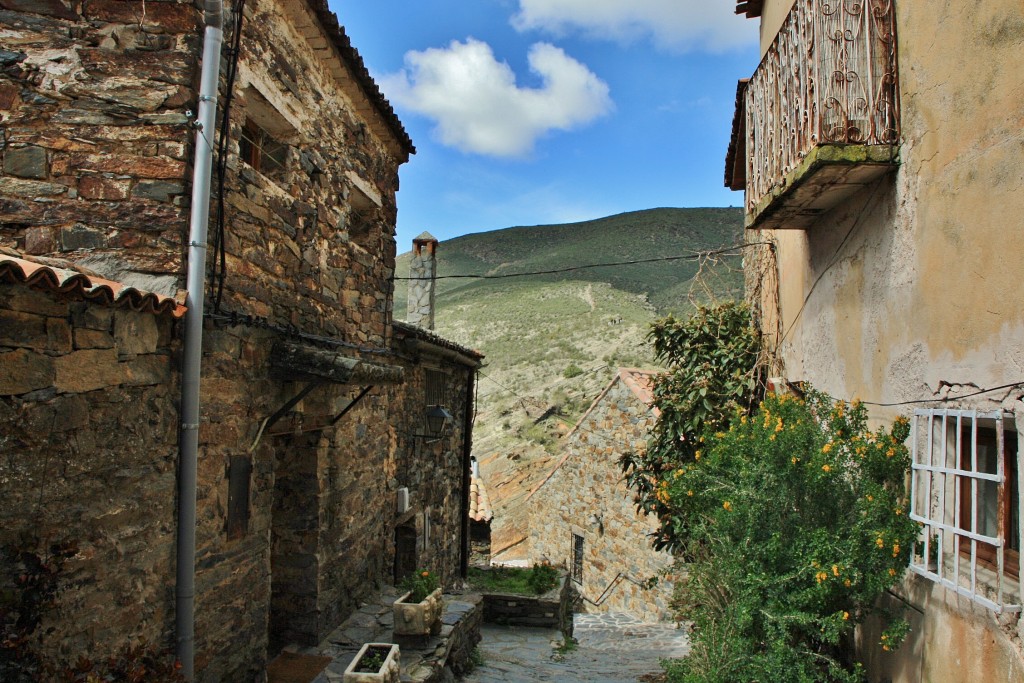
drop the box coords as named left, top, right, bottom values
left=0, top=249, right=186, bottom=318
left=392, top=320, right=484, bottom=363
left=735, top=0, right=764, bottom=18
left=304, top=0, right=415, bottom=156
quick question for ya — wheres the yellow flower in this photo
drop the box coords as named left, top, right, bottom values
left=687, top=490, right=694, bottom=497
left=791, top=457, right=798, bottom=465
left=722, top=501, right=732, bottom=511
left=815, top=571, right=828, bottom=583
left=741, top=415, right=747, bottom=424
left=866, top=494, right=874, bottom=502
left=886, top=447, right=896, bottom=458
left=832, top=564, right=840, bottom=577
left=894, top=507, right=902, bottom=515
left=843, top=579, right=852, bottom=587
left=775, top=417, right=784, bottom=432
left=822, top=464, right=831, bottom=473
left=843, top=611, right=849, bottom=620
left=694, top=450, right=701, bottom=461
left=876, top=537, right=884, bottom=548
left=888, top=568, right=897, bottom=576
left=769, top=434, right=776, bottom=441
left=822, top=443, right=833, bottom=454
left=421, top=571, right=430, bottom=578
left=883, top=645, right=890, bottom=652
left=892, top=543, right=900, bottom=557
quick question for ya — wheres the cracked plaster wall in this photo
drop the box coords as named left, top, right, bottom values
left=747, top=1, right=1024, bottom=681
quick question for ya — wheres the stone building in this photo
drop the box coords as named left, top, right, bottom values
left=0, top=0, right=480, bottom=680
left=727, top=1, right=1024, bottom=680
left=528, top=369, right=674, bottom=622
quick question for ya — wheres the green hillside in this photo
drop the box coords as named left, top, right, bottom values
left=395, top=207, right=744, bottom=315
left=392, top=207, right=744, bottom=560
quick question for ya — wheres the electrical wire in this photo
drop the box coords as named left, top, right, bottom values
left=210, top=0, right=246, bottom=314
left=391, top=243, right=768, bottom=281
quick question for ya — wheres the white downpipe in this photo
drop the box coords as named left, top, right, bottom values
left=177, top=1, right=223, bottom=679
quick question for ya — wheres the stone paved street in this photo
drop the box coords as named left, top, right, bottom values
left=461, top=612, right=689, bottom=682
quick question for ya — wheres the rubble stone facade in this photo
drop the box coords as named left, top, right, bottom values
left=0, top=1, right=479, bottom=680
left=528, top=370, right=674, bottom=622
left=0, top=267, right=182, bottom=667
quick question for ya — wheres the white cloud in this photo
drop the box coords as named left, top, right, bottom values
left=511, top=0, right=758, bottom=52
left=379, top=39, right=612, bottom=158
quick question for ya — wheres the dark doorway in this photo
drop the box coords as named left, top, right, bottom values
left=268, top=432, right=320, bottom=655
left=394, top=521, right=417, bottom=584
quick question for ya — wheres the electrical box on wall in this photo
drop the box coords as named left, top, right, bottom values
left=396, top=487, right=410, bottom=514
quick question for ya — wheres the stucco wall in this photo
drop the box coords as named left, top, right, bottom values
left=528, top=375, right=674, bottom=622
left=744, top=1, right=1024, bottom=680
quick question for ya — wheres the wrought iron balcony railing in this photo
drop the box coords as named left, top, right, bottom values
left=727, top=0, right=900, bottom=228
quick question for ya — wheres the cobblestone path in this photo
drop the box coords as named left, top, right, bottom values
left=461, top=612, right=689, bottom=682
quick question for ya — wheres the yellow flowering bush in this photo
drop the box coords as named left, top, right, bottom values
left=661, top=390, right=918, bottom=683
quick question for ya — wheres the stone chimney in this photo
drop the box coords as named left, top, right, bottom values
left=407, top=231, right=438, bottom=330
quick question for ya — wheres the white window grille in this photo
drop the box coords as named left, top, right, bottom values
left=909, top=408, right=1021, bottom=613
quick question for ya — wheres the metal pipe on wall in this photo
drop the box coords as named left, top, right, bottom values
left=177, top=1, right=224, bottom=678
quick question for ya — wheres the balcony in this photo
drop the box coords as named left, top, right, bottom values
left=726, top=0, right=900, bottom=230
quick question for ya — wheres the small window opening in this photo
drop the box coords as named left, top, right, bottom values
left=910, top=409, right=1021, bottom=613
left=349, top=182, right=382, bottom=249
left=240, top=118, right=288, bottom=180
left=571, top=532, right=584, bottom=585
left=426, top=369, right=448, bottom=408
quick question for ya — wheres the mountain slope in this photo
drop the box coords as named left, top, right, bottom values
left=394, top=207, right=744, bottom=560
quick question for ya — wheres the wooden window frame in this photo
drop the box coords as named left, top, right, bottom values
left=239, top=117, right=288, bottom=180
left=957, top=424, right=1020, bottom=580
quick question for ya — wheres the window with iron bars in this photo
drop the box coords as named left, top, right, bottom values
left=426, top=368, right=447, bottom=408
left=909, top=408, right=1021, bottom=613
left=571, top=532, right=584, bottom=585
left=239, top=117, right=288, bottom=181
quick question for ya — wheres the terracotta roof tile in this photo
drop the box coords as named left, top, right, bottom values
left=0, top=249, right=186, bottom=318
left=468, top=473, right=492, bottom=523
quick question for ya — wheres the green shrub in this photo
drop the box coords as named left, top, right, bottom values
left=563, top=363, right=584, bottom=379
left=620, top=302, right=764, bottom=552
left=527, top=562, right=560, bottom=594
left=661, top=391, right=918, bottom=682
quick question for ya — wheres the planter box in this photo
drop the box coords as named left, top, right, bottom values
left=393, top=587, right=443, bottom=637
left=343, top=643, right=400, bottom=683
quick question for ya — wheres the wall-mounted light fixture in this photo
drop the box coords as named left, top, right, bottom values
left=412, top=404, right=454, bottom=443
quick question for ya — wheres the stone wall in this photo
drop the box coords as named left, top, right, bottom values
left=0, top=0, right=199, bottom=292
left=389, top=327, right=479, bottom=591
left=529, top=372, right=674, bottom=622
left=0, top=285, right=179, bottom=668
left=0, top=2, right=481, bottom=680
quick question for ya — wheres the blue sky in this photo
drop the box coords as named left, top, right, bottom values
left=331, top=0, right=760, bottom=250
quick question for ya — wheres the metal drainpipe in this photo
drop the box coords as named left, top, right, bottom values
left=177, top=1, right=223, bottom=679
